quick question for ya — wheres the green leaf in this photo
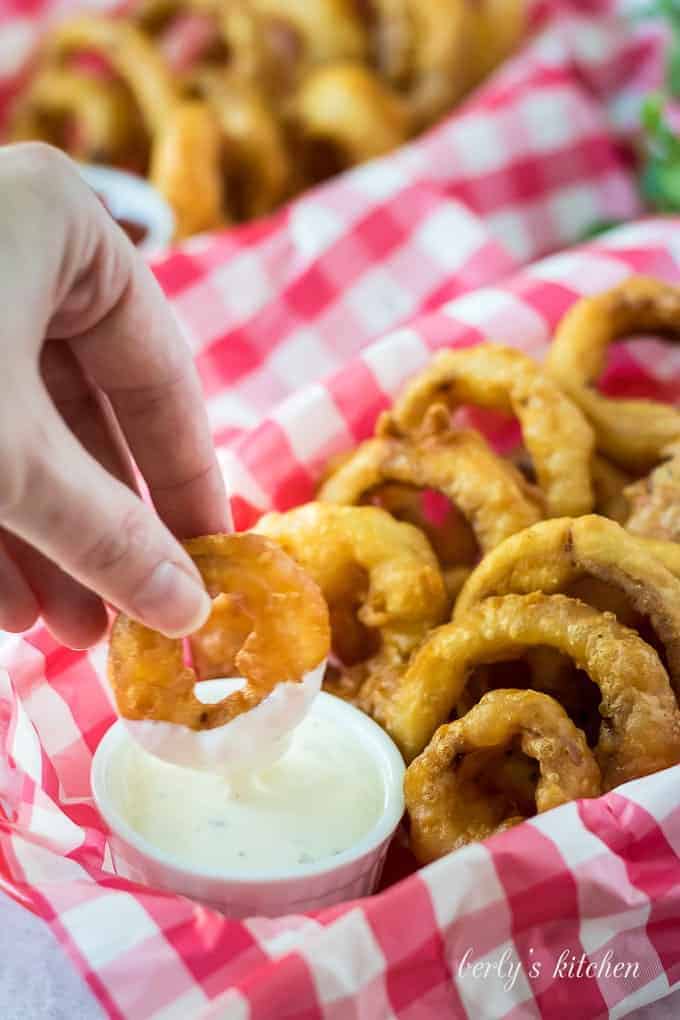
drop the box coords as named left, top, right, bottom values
left=578, top=220, right=625, bottom=241
left=669, top=41, right=680, bottom=94
left=642, top=92, right=665, bottom=136
left=641, top=158, right=680, bottom=210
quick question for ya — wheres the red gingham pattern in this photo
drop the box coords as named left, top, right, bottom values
left=2, top=2, right=680, bottom=1018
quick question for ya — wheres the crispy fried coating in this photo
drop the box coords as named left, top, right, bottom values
left=319, top=405, right=542, bottom=559
left=369, top=0, right=471, bottom=127
left=592, top=455, right=634, bottom=524
left=108, top=534, right=330, bottom=729
left=292, top=62, right=410, bottom=175
left=466, top=0, right=526, bottom=86
left=48, top=15, right=226, bottom=237
left=49, top=16, right=179, bottom=134
left=391, top=344, right=595, bottom=517
left=626, top=452, right=680, bottom=543
left=454, top=515, right=680, bottom=696
left=149, top=100, right=225, bottom=237
left=13, top=1, right=527, bottom=236
left=361, top=483, right=479, bottom=566
left=547, top=277, right=680, bottom=471
left=135, top=0, right=266, bottom=82
left=405, top=689, right=601, bottom=862
left=387, top=592, right=680, bottom=789
left=253, top=502, right=447, bottom=713
left=189, top=70, right=291, bottom=219
left=9, top=68, right=141, bottom=165
left=253, top=0, right=367, bottom=74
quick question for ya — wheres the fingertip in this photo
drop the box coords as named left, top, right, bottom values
left=44, top=599, right=110, bottom=650
left=0, top=545, right=41, bottom=633
left=0, top=604, right=40, bottom=635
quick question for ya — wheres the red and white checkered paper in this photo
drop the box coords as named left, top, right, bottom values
left=2, top=2, right=680, bottom=1018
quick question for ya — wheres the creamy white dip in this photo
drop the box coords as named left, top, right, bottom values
left=110, top=712, right=385, bottom=873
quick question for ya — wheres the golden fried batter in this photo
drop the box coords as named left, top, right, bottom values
left=391, top=344, right=595, bottom=517
left=9, top=68, right=142, bottom=166
left=547, top=277, right=680, bottom=471
left=626, top=452, right=680, bottom=543
left=189, top=70, right=292, bottom=219
left=388, top=592, right=680, bottom=789
left=292, top=62, right=410, bottom=178
left=149, top=100, right=225, bottom=237
left=405, top=689, right=601, bottom=862
left=592, top=455, right=634, bottom=524
left=319, top=405, right=543, bottom=560
left=369, top=0, right=471, bottom=127
left=253, top=502, right=447, bottom=717
left=108, top=534, right=330, bottom=729
left=454, top=515, right=680, bottom=696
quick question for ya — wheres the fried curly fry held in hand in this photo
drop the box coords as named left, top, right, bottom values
left=391, top=343, right=595, bottom=517
left=109, top=533, right=330, bottom=728
left=455, top=515, right=680, bottom=695
left=387, top=593, right=680, bottom=790
left=405, top=689, right=601, bottom=863
left=547, top=277, right=680, bottom=471
left=0, top=145, right=228, bottom=647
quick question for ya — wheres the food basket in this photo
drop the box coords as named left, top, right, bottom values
left=2, top=1, right=680, bottom=1018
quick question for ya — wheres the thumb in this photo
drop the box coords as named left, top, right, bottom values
left=1, top=393, right=212, bottom=638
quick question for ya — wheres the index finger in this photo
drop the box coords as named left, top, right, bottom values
left=51, top=181, right=229, bottom=539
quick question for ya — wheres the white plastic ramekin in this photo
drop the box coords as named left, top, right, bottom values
left=78, top=164, right=175, bottom=254
left=91, top=693, right=406, bottom=918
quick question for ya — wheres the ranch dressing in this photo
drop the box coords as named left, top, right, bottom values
left=111, top=712, right=385, bottom=873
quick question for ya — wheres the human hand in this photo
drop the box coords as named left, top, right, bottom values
left=0, top=143, right=229, bottom=648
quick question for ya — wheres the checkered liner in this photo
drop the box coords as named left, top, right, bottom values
left=2, top=2, right=680, bottom=1018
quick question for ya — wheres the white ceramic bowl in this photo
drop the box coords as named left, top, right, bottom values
left=91, top=693, right=405, bottom=918
left=78, top=164, right=175, bottom=254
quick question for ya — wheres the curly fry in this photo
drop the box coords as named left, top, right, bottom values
left=547, top=277, right=680, bottom=471
left=454, top=514, right=680, bottom=698
left=252, top=0, right=367, bottom=71
left=592, top=455, right=634, bottom=524
left=319, top=406, right=543, bottom=562
left=387, top=592, right=680, bottom=789
left=353, top=482, right=477, bottom=606
left=9, top=68, right=141, bottom=165
left=49, top=16, right=179, bottom=134
left=47, top=15, right=226, bottom=236
left=108, top=533, right=330, bottom=729
left=253, top=502, right=447, bottom=714
left=391, top=344, right=595, bottom=517
left=626, top=451, right=680, bottom=544
left=466, top=0, right=526, bottom=87
left=405, top=689, right=601, bottom=862
left=148, top=100, right=225, bottom=237
left=369, top=0, right=471, bottom=127
left=190, top=70, right=291, bottom=219
left=292, top=62, right=410, bottom=179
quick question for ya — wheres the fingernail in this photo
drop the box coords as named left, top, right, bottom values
left=133, top=561, right=212, bottom=638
